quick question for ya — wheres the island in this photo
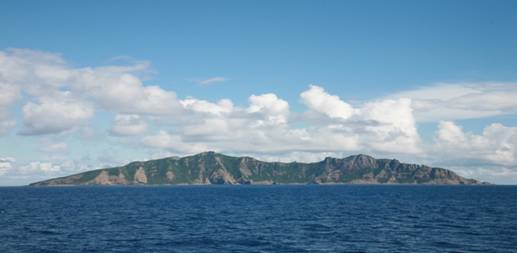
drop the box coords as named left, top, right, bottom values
left=30, top=151, right=486, bottom=186
left=29, top=152, right=485, bottom=186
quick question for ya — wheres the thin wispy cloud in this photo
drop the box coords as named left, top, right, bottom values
left=198, top=77, right=227, bottom=85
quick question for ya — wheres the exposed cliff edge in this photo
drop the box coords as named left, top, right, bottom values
left=30, top=152, right=485, bottom=186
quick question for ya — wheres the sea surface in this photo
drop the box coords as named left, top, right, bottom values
left=0, top=185, right=516, bottom=252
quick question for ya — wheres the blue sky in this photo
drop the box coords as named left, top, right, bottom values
left=1, top=0, right=517, bottom=185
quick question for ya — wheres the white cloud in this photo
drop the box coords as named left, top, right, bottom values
left=0, top=49, right=69, bottom=97
left=20, top=93, right=94, bottom=135
left=358, top=98, right=420, bottom=153
left=0, top=119, right=16, bottom=135
left=3, top=48, right=517, bottom=184
left=0, top=157, right=15, bottom=175
left=0, top=73, right=21, bottom=135
left=21, top=161, right=62, bottom=173
left=391, top=83, right=517, bottom=122
left=180, top=98, right=234, bottom=115
left=0, top=48, right=184, bottom=136
left=247, top=93, right=289, bottom=125
left=435, top=121, right=467, bottom=145
left=1, top=49, right=422, bottom=156
left=143, top=86, right=419, bottom=156
left=110, top=114, right=147, bottom=136
left=0, top=83, right=19, bottom=109
left=434, top=121, right=517, bottom=166
left=143, top=131, right=209, bottom=154
left=0, top=158, right=61, bottom=178
left=71, top=68, right=182, bottom=115
left=300, top=85, right=355, bottom=120
left=451, top=166, right=517, bottom=185
left=0, top=156, right=102, bottom=185
left=198, top=76, right=227, bottom=85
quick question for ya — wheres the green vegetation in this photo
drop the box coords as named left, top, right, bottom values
left=30, top=151, right=482, bottom=186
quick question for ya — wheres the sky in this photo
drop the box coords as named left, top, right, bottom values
left=1, top=0, right=517, bottom=185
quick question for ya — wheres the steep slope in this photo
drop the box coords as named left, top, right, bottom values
left=30, top=152, right=482, bottom=186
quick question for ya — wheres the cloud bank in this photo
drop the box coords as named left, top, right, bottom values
left=1, top=48, right=517, bottom=184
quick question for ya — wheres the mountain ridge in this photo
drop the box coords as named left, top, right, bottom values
left=29, top=152, right=485, bottom=186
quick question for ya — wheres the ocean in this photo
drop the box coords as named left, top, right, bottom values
left=0, top=185, right=516, bottom=252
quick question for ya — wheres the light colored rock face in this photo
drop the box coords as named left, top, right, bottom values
left=197, top=159, right=207, bottom=184
left=91, top=170, right=128, bottom=185
left=386, top=176, right=398, bottom=184
left=239, top=159, right=253, bottom=177
left=206, top=157, right=238, bottom=184
left=134, top=167, right=148, bottom=184
left=215, top=157, right=226, bottom=169
left=92, top=171, right=110, bottom=185
left=327, top=170, right=342, bottom=181
left=166, top=171, right=175, bottom=182
left=209, top=168, right=237, bottom=184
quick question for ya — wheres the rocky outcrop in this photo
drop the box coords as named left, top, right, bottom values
left=134, top=167, right=147, bottom=184
left=29, top=152, right=485, bottom=186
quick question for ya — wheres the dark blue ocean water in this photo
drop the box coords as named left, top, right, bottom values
left=0, top=185, right=516, bottom=252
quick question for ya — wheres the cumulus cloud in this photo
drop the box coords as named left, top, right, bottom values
left=0, top=83, right=19, bottom=108
left=300, top=85, right=355, bottom=120
left=0, top=48, right=183, bottom=136
left=0, top=49, right=423, bottom=156
left=143, top=131, right=209, bottom=154
left=358, top=98, right=420, bottom=153
left=180, top=98, right=234, bottom=115
left=391, top=83, right=517, bottom=122
left=109, top=114, right=147, bottom=136
left=0, top=157, right=15, bottom=175
left=247, top=93, right=289, bottom=126
left=142, top=85, right=420, bottom=156
left=0, top=152, right=173, bottom=185
left=0, top=69, right=21, bottom=135
left=2, top=48, right=517, bottom=184
left=434, top=121, right=517, bottom=166
left=0, top=157, right=63, bottom=184
left=21, top=161, right=62, bottom=173
left=451, top=166, right=517, bottom=185
left=71, top=67, right=181, bottom=115
left=20, top=93, right=94, bottom=135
